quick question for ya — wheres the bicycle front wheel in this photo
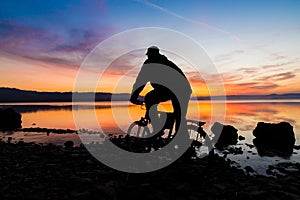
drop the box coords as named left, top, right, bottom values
left=187, top=124, right=200, bottom=141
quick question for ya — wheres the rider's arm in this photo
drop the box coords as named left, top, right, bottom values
left=130, top=64, right=148, bottom=103
left=130, top=85, right=144, bottom=105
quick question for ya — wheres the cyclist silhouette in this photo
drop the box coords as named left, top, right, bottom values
left=130, top=46, right=192, bottom=136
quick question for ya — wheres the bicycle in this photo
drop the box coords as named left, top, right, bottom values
left=126, top=102, right=214, bottom=154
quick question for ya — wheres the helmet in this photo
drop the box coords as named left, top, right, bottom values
left=146, top=46, right=160, bottom=55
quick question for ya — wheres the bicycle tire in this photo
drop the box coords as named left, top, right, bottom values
left=187, top=124, right=202, bottom=141
left=187, top=124, right=214, bottom=150
left=187, top=124, right=210, bottom=143
left=127, top=122, right=151, bottom=138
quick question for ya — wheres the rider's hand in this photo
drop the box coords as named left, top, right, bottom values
left=130, top=98, right=143, bottom=105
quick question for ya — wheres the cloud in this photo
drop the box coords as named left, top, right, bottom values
left=223, top=81, right=280, bottom=94
left=27, top=28, right=113, bottom=66
left=236, top=82, right=258, bottom=87
left=220, top=73, right=242, bottom=82
left=257, top=72, right=296, bottom=81
left=251, top=108, right=278, bottom=114
left=52, top=28, right=109, bottom=53
left=270, top=53, right=287, bottom=60
left=185, top=71, right=205, bottom=82
left=236, top=67, right=258, bottom=74
left=0, top=20, right=50, bottom=53
left=261, top=61, right=294, bottom=69
left=273, top=72, right=296, bottom=81
left=0, top=20, right=114, bottom=66
left=251, top=83, right=279, bottom=89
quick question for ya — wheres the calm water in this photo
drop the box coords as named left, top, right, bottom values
left=2, top=100, right=299, bottom=142
left=1, top=100, right=300, bottom=175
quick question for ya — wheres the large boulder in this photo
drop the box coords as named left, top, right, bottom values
left=211, top=122, right=238, bottom=147
left=253, top=122, right=295, bottom=157
left=0, top=107, right=22, bottom=129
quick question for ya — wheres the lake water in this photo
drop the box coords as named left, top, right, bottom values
left=2, top=100, right=300, bottom=142
left=1, top=100, right=300, bottom=175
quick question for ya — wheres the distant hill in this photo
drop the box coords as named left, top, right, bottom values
left=0, top=88, right=116, bottom=102
left=1, top=87, right=300, bottom=102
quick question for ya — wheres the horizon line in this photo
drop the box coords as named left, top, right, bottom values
left=1, top=87, right=300, bottom=97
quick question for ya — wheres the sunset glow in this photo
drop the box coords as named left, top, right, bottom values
left=0, top=0, right=300, bottom=96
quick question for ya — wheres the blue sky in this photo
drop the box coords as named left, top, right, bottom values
left=0, top=0, right=300, bottom=94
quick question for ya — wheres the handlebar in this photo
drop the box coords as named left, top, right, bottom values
left=130, top=99, right=144, bottom=105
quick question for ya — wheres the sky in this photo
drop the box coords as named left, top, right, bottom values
left=0, top=0, right=300, bottom=96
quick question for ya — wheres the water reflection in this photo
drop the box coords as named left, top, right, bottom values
left=2, top=100, right=300, bottom=175
left=2, top=100, right=300, bottom=144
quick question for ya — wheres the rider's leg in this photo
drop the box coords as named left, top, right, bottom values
left=144, top=90, right=169, bottom=135
left=144, top=90, right=159, bottom=120
left=171, top=94, right=190, bottom=141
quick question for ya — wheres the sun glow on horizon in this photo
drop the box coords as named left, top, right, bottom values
left=1, top=1, right=300, bottom=96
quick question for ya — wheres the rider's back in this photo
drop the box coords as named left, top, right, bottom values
left=142, top=55, right=192, bottom=95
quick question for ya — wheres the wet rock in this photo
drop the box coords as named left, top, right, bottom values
left=7, top=136, right=12, bottom=143
left=245, top=143, right=255, bottom=149
left=294, top=145, right=300, bottom=150
left=244, top=166, right=255, bottom=173
left=0, top=107, right=22, bottom=129
left=253, top=122, right=295, bottom=157
left=64, top=141, right=74, bottom=149
left=238, top=135, right=245, bottom=141
left=211, top=122, right=238, bottom=147
left=233, top=147, right=243, bottom=154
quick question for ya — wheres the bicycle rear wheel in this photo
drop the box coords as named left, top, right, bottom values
left=127, top=122, right=151, bottom=138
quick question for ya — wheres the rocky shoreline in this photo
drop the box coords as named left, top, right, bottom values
left=1, top=109, right=300, bottom=199
left=1, top=140, right=300, bottom=200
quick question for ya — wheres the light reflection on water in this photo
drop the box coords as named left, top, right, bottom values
left=1, top=100, right=300, bottom=175
left=1, top=100, right=300, bottom=143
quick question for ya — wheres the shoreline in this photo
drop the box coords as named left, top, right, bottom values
left=1, top=141, right=300, bottom=199
left=1, top=127, right=300, bottom=175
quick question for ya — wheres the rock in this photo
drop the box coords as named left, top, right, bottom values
left=0, top=107, right=22, bottom=129
left=238, top=135, right=245, bottom=141
left=7, top=136, right=12, bottom=143
left=64, top=141, right=74, bottom=149
left=245, top=143, right=255, bottom=149
left=253, top=122, right=295, bottom=157
left=211, top=122, right=238, bottom=147
left=244, top=166, right=255, bottom=173
left=294, top=145, right=300, bottom=150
